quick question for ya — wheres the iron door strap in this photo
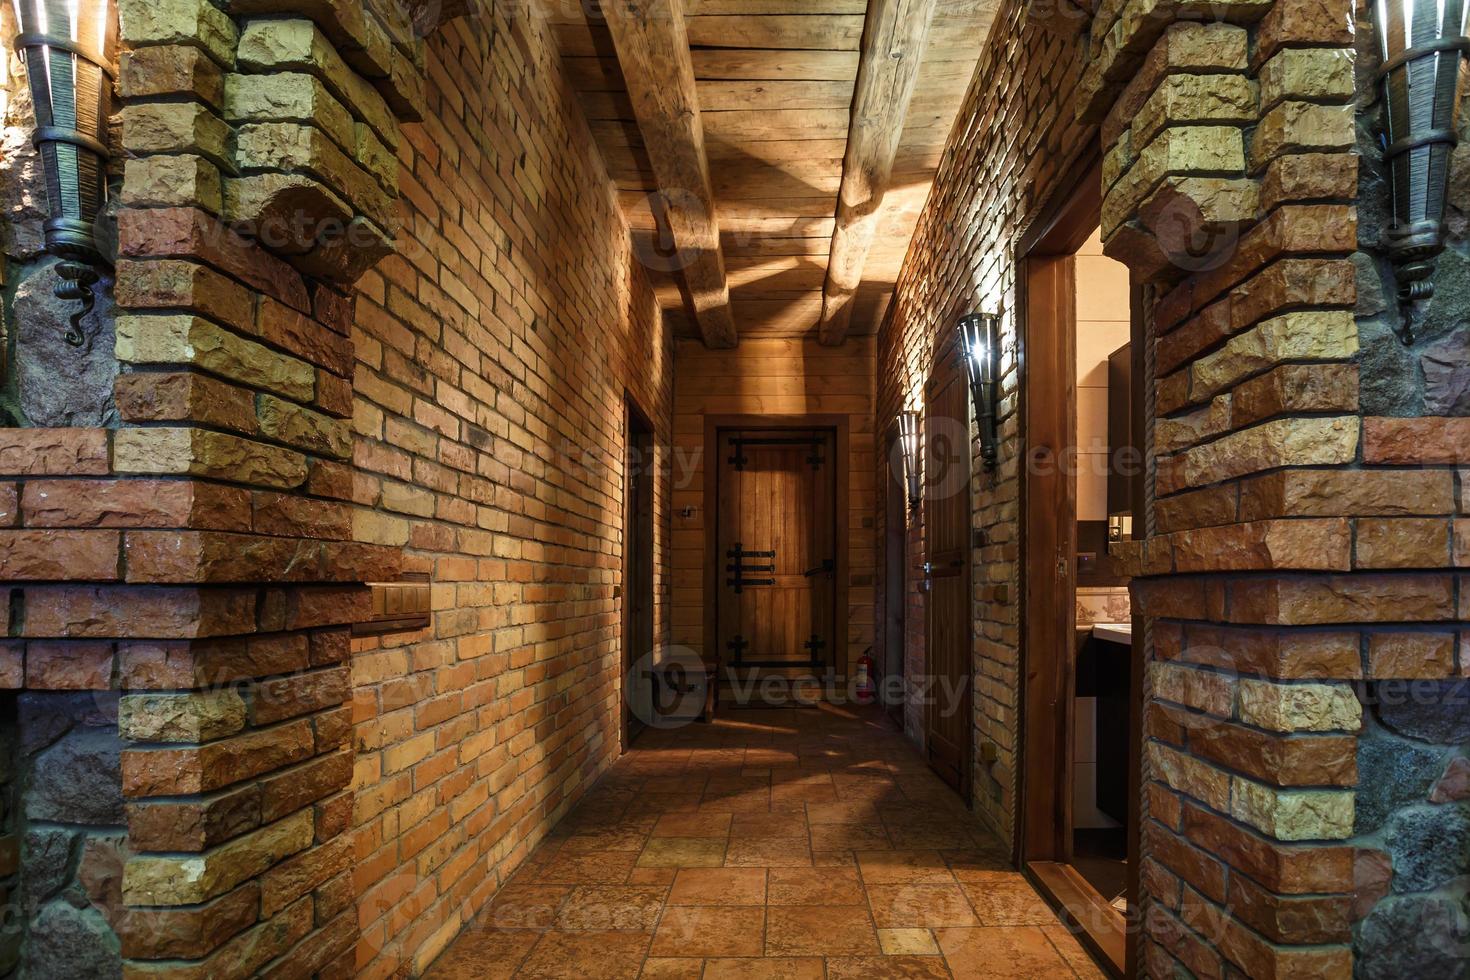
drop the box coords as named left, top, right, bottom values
left=727, top=543, right=777, bottom=592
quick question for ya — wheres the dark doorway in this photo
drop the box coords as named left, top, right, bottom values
left=922, top=345, right=973, bottom=799
left=1018, top=147, right=1140, bottom=977
left=882, top=426, right=908, bottom=728
left=622, top=396, right=655, bottom=748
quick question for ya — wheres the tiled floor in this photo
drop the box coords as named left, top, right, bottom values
left=426, top=703, right=1107, bottom=979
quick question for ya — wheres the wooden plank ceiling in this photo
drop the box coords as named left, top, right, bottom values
left=552, top=0, right=996, bottom=345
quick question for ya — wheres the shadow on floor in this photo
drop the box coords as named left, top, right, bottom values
left=425, top=702, right=1108, bottom=979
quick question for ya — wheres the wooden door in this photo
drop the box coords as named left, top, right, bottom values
left=1022, top=254, right=1079, bottom=863
left=623, top=399, right=655, bottom=747
left=716, top=428, right=837, bottom=669
left=924, top=352, right=973, bottom=797
left=882, top=428, right=907, bottom=725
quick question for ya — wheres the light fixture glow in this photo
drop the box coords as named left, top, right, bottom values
left=12, top=0, right=115, bottom=345
left=897, top=410, right=922, bottom=512
left=958, top=312, right=1000, bottom=471
left=1373, top=0, right=1470, bottom=344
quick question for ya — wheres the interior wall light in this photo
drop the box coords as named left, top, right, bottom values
left=12, top=0, right=115, bottom=346
left=959, top=312, right=1000, bottom=470
left=1372, top=0, right=1470, bottom=345
left=897, top=410, right=922, bottom=512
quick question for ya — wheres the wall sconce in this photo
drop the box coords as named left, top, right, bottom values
left=959, top=312, right=1000, bottom=470
left=1372, top=0, right=1470, bottom=345
left=897, top=410, right=922, bottom=512
left=12, top=0, right=116, bottom=346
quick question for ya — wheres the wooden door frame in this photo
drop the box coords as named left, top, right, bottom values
left=1016, top=144, right=1139, bottom=977
left=881, top=421, right=908, bottom=728
left=622, top=392, right=656, bottom=751
left=702, top=414, right=850, bottom=676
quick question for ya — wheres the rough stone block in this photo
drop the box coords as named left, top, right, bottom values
left=1237, top=679, right=1362, bottom=732
left=21, top=478, right=252, bottom=530
left=224, top=73, right=357, bottom=153
left=1168, top=416, right=1359, bottom=493
left=120, top=103, right=233, bottom=170
left=119, top=207, right=311, bottom=313
left=0, top=530, right=120, bottom=581
left=1355, top=518, right=1452, bottom=569
left=120, top=45, right=225, bottom=105
left=1249, top=101, right=1356, bottom=172
left=115, top=371, right=258, bottom=434
left=1190, top=311, right=1358, bottom=399
left=122, top=155, right=224, bottom=214
left=122, top=811, right=314, bottom=906
left=1230, top=778, right=1354, bottom=840
left=1238, top=469, right=1456, bottom=520
left=118, top=0, right=238, bottom=67
left=114, top=428, right=309, bottom=490
left=116, top=315, right=316, bottom=402
left=1258, top=48, right=1354, bottom=110
left=116, top=259, right=256, bottom=334
left=0, top=428, right=110, bottom=477
left=1230, top=363, right=1358, bottom=426
left=21, top=585, right=257, bottom=638
left=118, top=690, right=248, bottom=742
left=1363, top=417, right=1470, bottom=464
left=236, top=18, right=401, bottom=149
left=24, top=639, right=117, bottom=687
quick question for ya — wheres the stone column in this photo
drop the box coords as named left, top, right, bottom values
left=1085, top=0, right=1468, bottom=973
left=0, top=0, right=433, bottom=974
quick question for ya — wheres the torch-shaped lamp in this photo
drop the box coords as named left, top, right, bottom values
left=12, top=0, right=114, bottom=346
left=897, top=410, right=922, bottom=512
left=959, top=312, right=999, bottom=471
left=1373, top=0, right=1470, bottom=345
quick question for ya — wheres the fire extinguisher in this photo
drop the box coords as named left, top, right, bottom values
left=855, top=647, right=876, bottom=704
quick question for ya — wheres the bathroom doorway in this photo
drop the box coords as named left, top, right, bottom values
left=1017, top=152, right=1143, bottom=976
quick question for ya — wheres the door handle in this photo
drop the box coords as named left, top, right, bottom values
left=802, top=558, right=835, bottom=577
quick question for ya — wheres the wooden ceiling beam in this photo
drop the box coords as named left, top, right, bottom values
left=818, top=0, right=938, bottom=346
left=601, top=0, right=738, bottom=349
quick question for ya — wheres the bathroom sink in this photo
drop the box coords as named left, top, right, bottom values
left=1091, top=623, right=1132, bottom=645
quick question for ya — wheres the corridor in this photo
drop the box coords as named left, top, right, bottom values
left=425, top=706, right=1104, bottom=979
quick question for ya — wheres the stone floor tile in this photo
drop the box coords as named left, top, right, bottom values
left=636, top=837, right=728, bottom=868
left=766, top=867, right=864, bottom=906
left=730, top=811, right=805, bottom=838
left=638, top=958, right=702, bottom=979
left=667, top=868, right=767, bottom=906
left=480, top=884, right=571, bottom=930
left=649, top=906, right=766, bottom=958
left=702, top=956, right=824, bottom=979
left=651, top=811, right=733, bottom=838
left=828, top=955, right=954, bottom=979
left=423, top=929, right=541, bottom=979
left=532, top=850, right=640, bottom=885
left=856, top=850, right=957, bottom=885
left=877, top=927, right=941, bottom=955
left=956, top=873, right=1058, bottom=926
left=866, top=883, right=979, bottom=929
left=724, top=836, right=813, bottom=867
left=810, top=822, right=892, bottom=851
left=517, top=930, right=651, bottom=980
left=936, top=926, right=1075, bottom=979
left=554, top=885, right=667, bottom=931
left=764, top=905, right=881, bottom=956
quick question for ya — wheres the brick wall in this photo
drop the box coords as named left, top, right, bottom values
left=347, top=8, right=672, bottom=977
left=672, top=336, right=875, bottom=678
left=874, top=0, right=1093, bottom=841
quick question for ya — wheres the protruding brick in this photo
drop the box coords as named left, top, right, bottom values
left=0, top=428, right=110, bottom=477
